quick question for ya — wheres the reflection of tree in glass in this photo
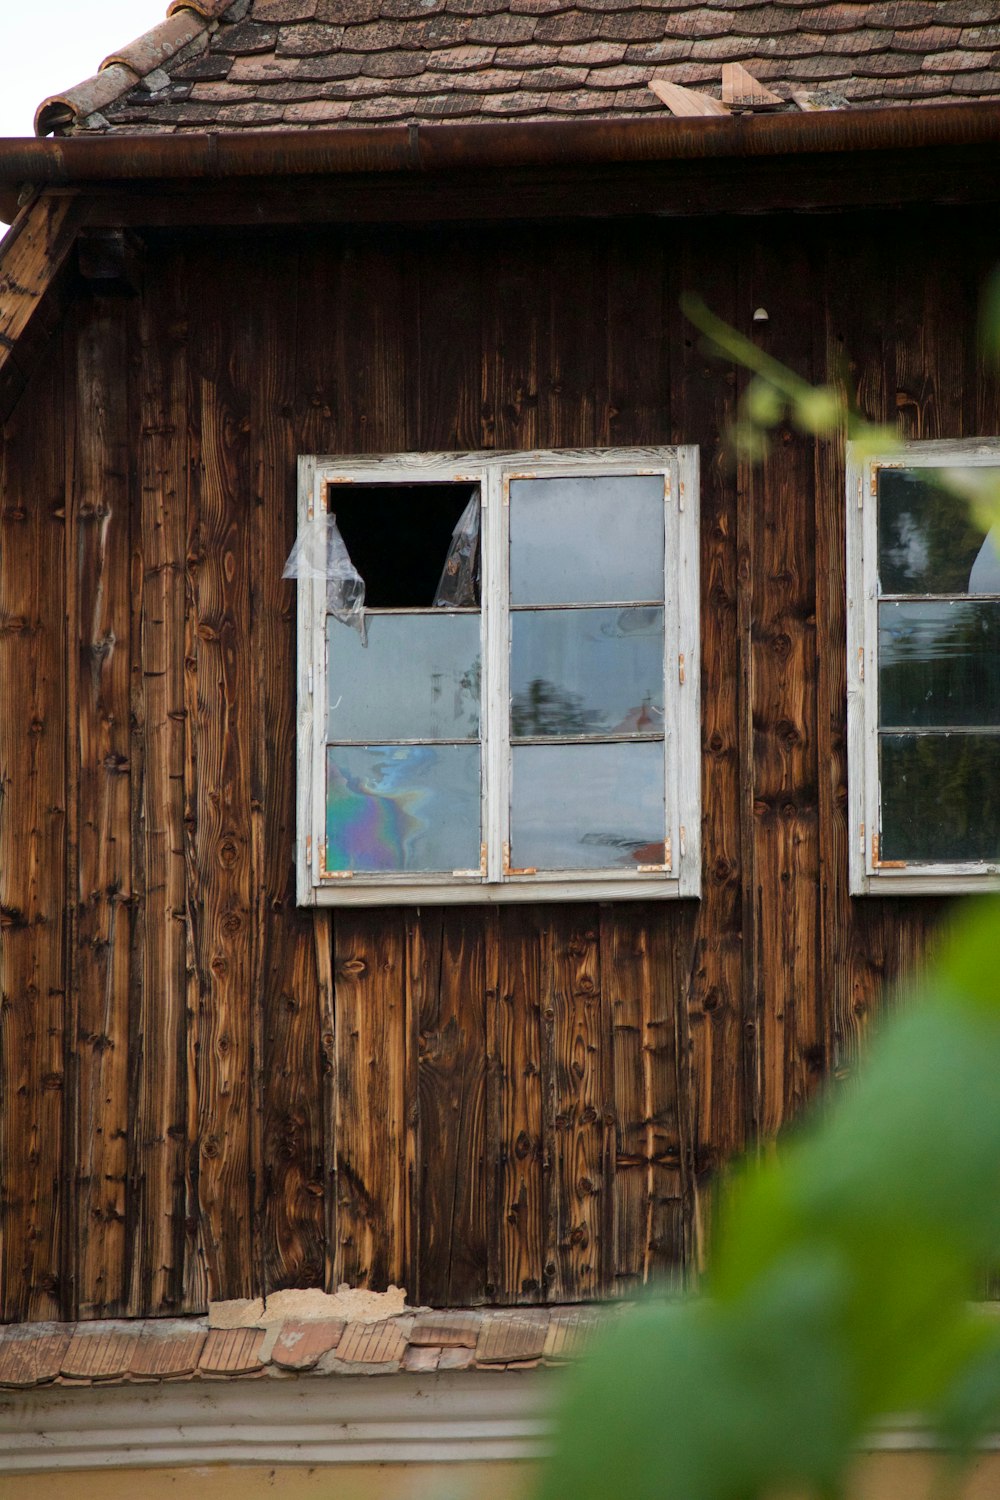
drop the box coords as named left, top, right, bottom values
left=879, top=602, right=1000, bottom=727
left=880, top=733, right=1000, bottom=861
left=512, top=678, right=601, bottom=738
left=878, top=469, right=999, bottom=593
left=457, top=656, right=481, bottom=730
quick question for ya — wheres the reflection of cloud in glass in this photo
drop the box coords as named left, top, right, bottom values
left=511, top=742, right=664, bottom=870
left=327, top=613, right=480, bottom=742
left=510, top=475, right=665, bottom=606
left=878, top=469, right=992, bottom=595
left=970, top=527, right=1000, bottom=593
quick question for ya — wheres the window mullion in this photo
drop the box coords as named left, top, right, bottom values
left=483, top=462, right=509, bottom=883
left=864, top=461, right=882, bottom=875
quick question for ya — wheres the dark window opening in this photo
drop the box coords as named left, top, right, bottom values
left=327, top=482, right=480, bottom=608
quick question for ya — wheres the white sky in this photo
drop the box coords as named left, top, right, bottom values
left=0, top=0, right=169, bottom=138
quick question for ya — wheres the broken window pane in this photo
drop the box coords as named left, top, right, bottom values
left=434, top=495, right=480, bottom=608
left=332, top=482, right=480, bottom=608
left=878, top=601, right=1000, bottom=729
left=879, top=732, right=1000, bottom=862
left=511, top=607, right=664, bottom=739
left=510, top=741, right=665, bottom=871
left=509, top=474, right=664, bottom=605
left=877, top=468, right=999, bottom=595
left=282, top=513, right=367, bottom=639
left=326, top=744, right=481, bottom=873
left=327, top=613, right=480, bottom=742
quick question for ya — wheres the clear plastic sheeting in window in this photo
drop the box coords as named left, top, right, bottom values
left=283, top=513, right=367, bottom=643
left=433, top=494, right=480, bottom=608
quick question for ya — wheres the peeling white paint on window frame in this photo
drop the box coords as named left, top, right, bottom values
left=295, top=446, right=701, bottom=907
left=846, top=436, right=1000, bottom=896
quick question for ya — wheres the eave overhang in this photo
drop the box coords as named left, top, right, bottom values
left=2, top=99, right=1000, bottom=226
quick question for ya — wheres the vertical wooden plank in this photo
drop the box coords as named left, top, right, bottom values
left=182, top=292, right=209, bottom=1315
left=410, top=229, right=484, bottom=452
left=602, top=906, right=646, bottom=1295
left=126, top=251, right=197, bottom=1316
left=547, top=906, right=603, bottom=1303
left=336, top=234, right=408, bottom=453
left=602, top=905, right=685, bottom=1293
left=817, top=227, right=894, bottom=1081
left=542, top=226, right=600, bottom=449
left=668, top=227, right=746, bottom=1245
left=746, top=227, right=825, bottom=1141
left=187, top=253, right=256, bottom=1301
left=488, top=906, right=545, bottom=1305
left=71, top=295, right=133, bottom=1319
left=312, top=910, right=337, bottom=1293
left=0, top=336, right=66, bottom=1323
left=410, top=909, right=488, bottom=1306
left=599, top=223, right=667, bottom=448
left=333, top=910, right=407, bottom=1290
left=253, top=243, right=326, bottom=1293
left=481, top=233, right=540, bottom=453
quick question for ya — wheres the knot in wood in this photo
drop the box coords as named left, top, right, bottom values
left=218, top=838, right=239, bottom=869
left=202, top=1133, right=222, bottom=1160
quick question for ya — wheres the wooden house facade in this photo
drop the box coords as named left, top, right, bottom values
left=1, top=0, right=1000, bottom=1328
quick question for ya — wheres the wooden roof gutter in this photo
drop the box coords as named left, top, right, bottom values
left=2, top=100, right=1000, bottom=198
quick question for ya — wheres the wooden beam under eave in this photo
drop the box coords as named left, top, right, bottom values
left=0, top=190, right=82, bottom=424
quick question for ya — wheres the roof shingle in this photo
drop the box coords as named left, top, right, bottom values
left=33, top=0, right=1000, bottom=136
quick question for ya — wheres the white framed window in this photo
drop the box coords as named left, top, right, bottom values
left=294, top=447, right=700, bottom=906
left=847, top=437, right=1000, bottom=895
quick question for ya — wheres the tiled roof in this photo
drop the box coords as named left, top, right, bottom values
left=0, top=1301, right=615, bottom=1387
left=35, top=0, right=1000, bottom=135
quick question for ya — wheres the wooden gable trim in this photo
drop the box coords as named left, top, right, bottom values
left=0, top=191, right=82, bottom=424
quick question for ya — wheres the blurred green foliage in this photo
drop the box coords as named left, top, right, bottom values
left=537, top=900, right=1000, bottom=1500
left=536, top=292, right=1000, bottom=1499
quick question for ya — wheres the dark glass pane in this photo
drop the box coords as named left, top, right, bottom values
left=326, top=745, right=480, bottom=873
left=511, top=742, right=665, bottom=870
left=877, top=467, right=1000, bottom=595
left=330, top=483, right=479, bottom=608
left=509, top=474, right=664, bottom=605
left=511, top=607, right=664, bottom=739
left=327, top=614, right=480, bottom=742
left=879, top=602, right=1000, bottom=728
left=879, top=733, right=1000, bottom=862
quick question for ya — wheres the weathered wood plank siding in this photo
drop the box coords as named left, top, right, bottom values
left=0, top=207, right=993, bottom=1317
left=0, top=332, right=67, bottom=1322
left=70, top=293, right=134, bottom=1320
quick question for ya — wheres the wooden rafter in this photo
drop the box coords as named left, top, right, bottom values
left=0, top=190, right=81, bottom=423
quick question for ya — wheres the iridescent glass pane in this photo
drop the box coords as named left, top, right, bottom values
left=511, top=607, right=664, bottom=739
left=511, top=741, right=665, bottom=870
left=877, top=468, right=1000, bottom=595
left=509, top=474, right=664, bottom=605
left=326, top=744, right=480, bottom=873
left=879, top=733, right=1000, bottom=862
left=327, top=614, right=480, bottom=742
left=879, top=602, right=1000, bottom=728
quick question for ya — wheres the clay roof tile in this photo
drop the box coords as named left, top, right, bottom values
left=30, top=0, right=1000, bottom=137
